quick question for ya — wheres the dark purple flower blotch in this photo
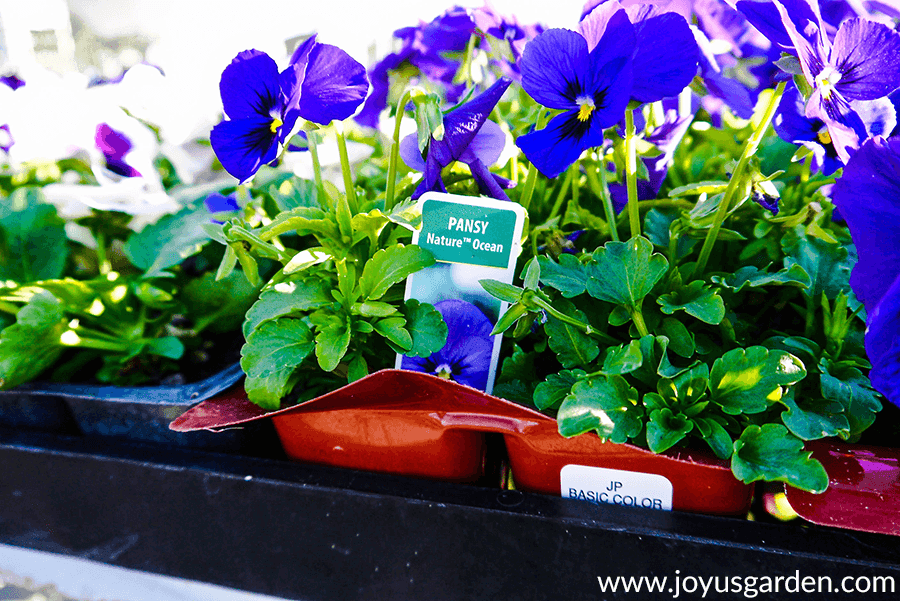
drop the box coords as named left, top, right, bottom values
left=401, top=299, right=494, bottom=390
left=210, top=39, right=367, bottom=183
left=403, top=78, right=513, bottom=201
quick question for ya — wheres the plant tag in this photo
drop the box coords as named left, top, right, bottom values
left=561, top=465, right=674, bottom=511
left=397, top=192, right=526, bottom=394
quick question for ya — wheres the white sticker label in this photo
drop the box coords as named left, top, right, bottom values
left=561, top=465, right=673, bottom=511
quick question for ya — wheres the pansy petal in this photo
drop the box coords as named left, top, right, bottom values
left=774, top=84, right=819, bottom=143
left=832, top=135, right=900, bottom=309
left=772, top=0, right=826, bottom=87
left=433, top=299, right=494, bottom=390
left=516, top=110, right=599, bottom=178
left=298, top=43, right=369, bottom=124
left=283, top=36, right=318, bottom=114
left=219, top=50, right=282, bottom=120
left=866, top=271, right=900, bottom=408
left=399, top=132, right=427, bottom=171
left=831, top=18, right=900, bottom=101
left=432, top=78, right=512, bottom=166
left=579, top=1, right=625, bottom=51
left=458, top=119, right=506, bottom=166
left=520, top=28, right=590, bottom=109
left=210, top=116, right=279, bottom=182
left=735, top=0, right=794, bottom=49
left=855, top=97, right=897, bottom=139
left=630, top=12, right=699, bottom=103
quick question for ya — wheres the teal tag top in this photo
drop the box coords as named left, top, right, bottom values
left=418, top=197, right=519, bottom=268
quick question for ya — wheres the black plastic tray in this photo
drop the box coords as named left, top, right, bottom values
left=0, top=363, right=262, bottom=451
left=1, top=428, right=898, bottom=600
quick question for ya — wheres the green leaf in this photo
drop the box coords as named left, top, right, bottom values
left=659, top=317, right=695, bottom=358
left=693, top=417, right=734, bottom=459
left=783, top=233, right=852, bottom=300
left=711, top=264, right=811, bottom=293
left=533, top=369, right=585, bottom=410
left=257, top=206, right=338, bottom=241
left=559, top=375, right=643, bottom=443
left=146, top=336, right=185, bottom=360
left=124, top=204, right=214, bottom=277
left=819, top=359, right=882, bottom=436
left=731, top=424, right=828, bottom=492
left=523, top=258, right=541, bottom=290
left=347, top=354, right=368, bottom=382
left=241, top=318, right=316, bottom=410
left=182, top=269, right=260, bottom=334
left=269, top=177, right=319, bottom=211
left=497, top=344, right=536, bottom=383
left=668, top=181, right=729, bottom=197
left=658, top=280, right=725, bottom=325
left=374, top=317, right=412, bottom=350
left=545, top=303, right=600, bottom=369
left=780, top=392, right=849, bottom=441
left=0, top=187, right=67, bottom=282
left=243, top=278, right=332, bottom=338
left=709, top=347, right=807, bottom=415
left=647, top=408, right=693, bottom=453
left=600, top=340, right=643, bottom=375
left=657, top=363, right=709, bottom=407
left=353, top=301, right=398, bottom=318
left=585, top=237, right=668, bottom=309
left=359, top=244, right=434, bottom=300
left=0, top=290, right=67, bottom=389
left=479, top=279, right=522, bottom=304
left=537, top=254, right=588, bottom=298
left=401, top=299, right=447, bottom=357
left=315, top=318, right=352, bottom=372
left=492, top=302, right=528, bottom=335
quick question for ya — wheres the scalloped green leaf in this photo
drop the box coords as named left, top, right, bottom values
left=241, top=318, right=316, bottom=410
left=0, top=187, right=67, bottom=283
left=731, top=424, right=828, bottom=492
left=693, top=417, right=734, bottom=459
left=315, top=319, right=351, bottom=372
left=783, top=234, right=852, bottom=300
left=401, top=299, right=447, bottom=358
left=0, top=290, right=67, bottom=389
left=819, top=359, right=883, bottom=436
left=709, top=347, right=807, bottom=415
left=545, top=303, right=599, bottom=369
left=533, top=369, right=585, bottom=410
left=558, top=375, right=643, bottom=443
left=537, top=254, right=588, bottom=298
left=647, top=408, right=693, bottom=453
left=780, top=393, right=849, bottom=441
left=124, top=204, right=215, bottom=278
left=374, top=317, right=412, bottom=351
left=359, top=244, right=434, bottom=300
left=658, top=280, right=725, bottom=325
left=600, top=340, right=643, bottom=375
left=710, top=264, right=811, bottom=293
left=243, top=278, right=332, bottom=338
left=585, top=237, right=668, bottom=309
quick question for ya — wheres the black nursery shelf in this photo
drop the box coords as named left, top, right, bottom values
left=1, top=428, right=899, bottom=601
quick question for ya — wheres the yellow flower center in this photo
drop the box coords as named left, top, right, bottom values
left=435, top=363, right=453, bottom=379
left=817, top=126, right=832, bottom=146
left=576, top=96, right=595, bottom=122
left=269, top=117, right=283, bottom=134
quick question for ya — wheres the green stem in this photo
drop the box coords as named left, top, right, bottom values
left=306, top=130, right=327, bottom=208
left=548, top=166, right=573, bottom=221
left=229, top=227, right=293, bottom=263
left=335, top=127, right=358, bottom=214
left=804, top=294, right=816, bottom=339
left=532, top=296, right=618, bottom=345
left=386, top=89, right=415, bottom=212
left=518, top=110, right=550, bottom=211
left=95, top=231, right=111, bottom=275
left=693, top=82, right=787, bottom=279
left=631, top=305, right=650, bottom=337
left=586, top=152, right=619, bottom=242
left=624, top=108, right=641, bottom=239
left=0, top=300, right=21, bottom=314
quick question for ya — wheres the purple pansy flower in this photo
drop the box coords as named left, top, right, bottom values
left=473, top=3, right=544, bottom=80
left=401, top=299, right=494, bottom=391
left=775, top=84, right=896, bottom=175
left=355, top=7, right=475, bottom=129
left=204, top=192, right=241, bottom=224
left=401, top=78, right=513, bottom=201
left=832, top=135, right=900, bottom=406
left=737, top=0, right=900, bottom=162
left=210, top=36, right=368, bottom=183
left=515, top=8, right=636, bottom=179
left=95, top=123, right=141, bottom=178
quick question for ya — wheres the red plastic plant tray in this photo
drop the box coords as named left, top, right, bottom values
left=171, top=369, right=752, bottom=514
left=784, top=440, right=900, bottom=536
